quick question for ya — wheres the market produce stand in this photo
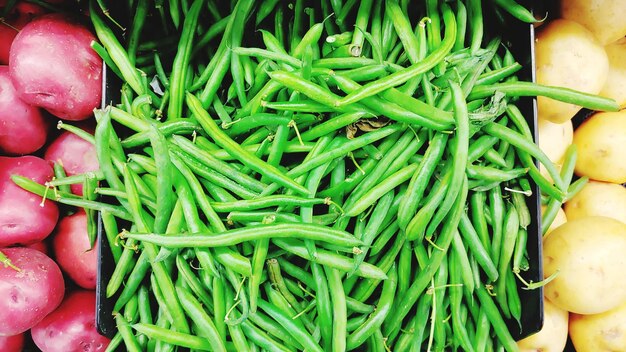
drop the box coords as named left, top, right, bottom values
left=1, top=1, right=625, bottom=351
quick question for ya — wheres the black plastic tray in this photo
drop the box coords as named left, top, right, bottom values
left=96, top=0, right=545, bottom=342
left=487, top=0, right=544, bottom=340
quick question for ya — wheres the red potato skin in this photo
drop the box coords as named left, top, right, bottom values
left=24, top=240, right=49, bottom=255
left=0, top=65, right=49, bottom=155
left=0, top=156, right=59, bottom=247
left=52, top=210, right=98, bottom=289
left=0, top=247, right=65, bottom=336
left=0, top=2, right=46, bottom=64
left=31, top=290, right=110, bottom=352
left=44, top=129, right=99, bottom=196
left=0, top=333, right=24, bottom=352
left=9, top=13, right=102, bottom=121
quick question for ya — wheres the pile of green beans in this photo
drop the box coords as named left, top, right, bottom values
left=14, top=0, right=618, bottom=351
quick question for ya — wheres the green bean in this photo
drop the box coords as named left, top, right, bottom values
left=90, top=3, right=145, bottom=95
left=349, top=190, right=394, bottom=276
left=396, top=241, right=412, bottom=299
left=370, top=219, right=399, bottom=256
left=176, top=286, right=227, bottom=352
left=11, top=175, right=134, bottom=221
left=398, top=132, right=449, bottom=230
left=175, top=255, right=214, bottom=312
left=344, top=163, right=417, bottom=217
left=475, top=284, right=518, bottom=351
left=116, top=314, right=143, bottom=352
left=467, top=0, right=483, bottom=53
left=329, top=73, right=453, bottom=130
left=121, top=120, right=201, bottom=148
left=386, top=0, right=419, bottom=64
left=470, top=81, right=619, bottom=112
left=459, top=212, right=498, bottom=282
left=406, top=292, right=430, bottom=351
left=347, top=263, right=397, bottom=350
left=384, top=176, right=468, bottom=335
left=113, top=252, right=150, bottom=312
left=325, top=266, right=347, bottom=352
left=467, top=164, right=528, bottom=183
left=292, top=21, right=325, bottom=60
left=188, top=93, right=309, bottom=195
left=250, top=237, right=269, bottom=313
left=248, top=310, right=302, bottom=351
left=267, top=258, right=308, bottom=317
left=132, top=323, right=214, bottom=350
left=170, top=135, right=267, bottom=193
left=448, top=250, right=475, bottom=352
left=227, top=211, right=300, bottom=224
left=494, top=0, right=539, bottom=23
left=169, top=152, right=223, bottom=232
left=452, top=228, right=475, bottom=295
left=344, top=129, right=410, bottom=202
left=405, top=164, right=452, bottom=241
left=255, top=0, right=280, bottom=25
left=430, top=253, right=449, bottom=352
left=274, top=259, right=313, bottom=290
left=334, top=0, right=357, bottom=30
left=423, top=81, right=469, bottom=240
left=475, top=63, right=523, bottom=86
left=310, top=263, right=333, bottom=351
left=191, top=15, right=231, bottom=58
left=506, top=270, right=523, bottom=331
left=198, top=1, right=254, bottom=106
left=124, top=222, right=361, bottom=248
left=484, top=120, right=566, bottom=198
left=91, top=41, right=123, bottom=80
left=233, top=47, right=301, bottom=68
left=262, top=123, right=403, bottom=196
left=94, top=109, right=124, bottom=190
left=104, top=332, right=123, bottom=352
left=337, top=4, right=456, bottom=106
left=347, top=313, right=369, bottom=333
left=274, top=238, right=387, bottom=280
left=211, top=276, right=227, bottom=341
left=147, top=125, right=176, bottom=234
left=349, top=0, right=373, bottom=56
left=326, top=31, right=353, bottom=48
left=257, top=299, right=323, bottom=352
left=240, top=320, right=294, bottom=352
left=100, top=210, right=123, bottom=262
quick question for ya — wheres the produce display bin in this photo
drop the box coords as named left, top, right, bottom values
left=96, top=0, right=545, bottom=342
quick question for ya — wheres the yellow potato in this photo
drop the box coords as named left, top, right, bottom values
left=565, top=180, right=626, bottom=224
left=537, top=117, right=573, bottom=182
left=543, top=216, right=626, bottom=314
left=573, top=110, right=626, bottom=183
left=535, top=19, right=609, bottom=123
left=516, top=298, right=569, bottom=352
left=600, top=38, right=626, bottom=109
left=569, top=300, right=626, bottom=352
left=537, top=118, right=573, bottom=164
left=541, top=205, right=567, bottom=237
left=561, top=0, right=626, bottom=45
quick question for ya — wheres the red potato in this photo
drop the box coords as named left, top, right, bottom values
left=0, top=156, right=59, bottom=247
left=9, top=13, right=102, bottom=121
left=31, top=290, right=110, bottom=352
left=24, top=240, right=49, bottom=255
left=0, top=247, right=65, bottom=336
left=0, top=2, right=46, bottom=64
left=0, top=65, right=49, bottom=155
left=44, top=128, right=99, bottom=196
left=0, top=333, right=24, bottom=352
left=53, top=210, right=98, bottom=289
